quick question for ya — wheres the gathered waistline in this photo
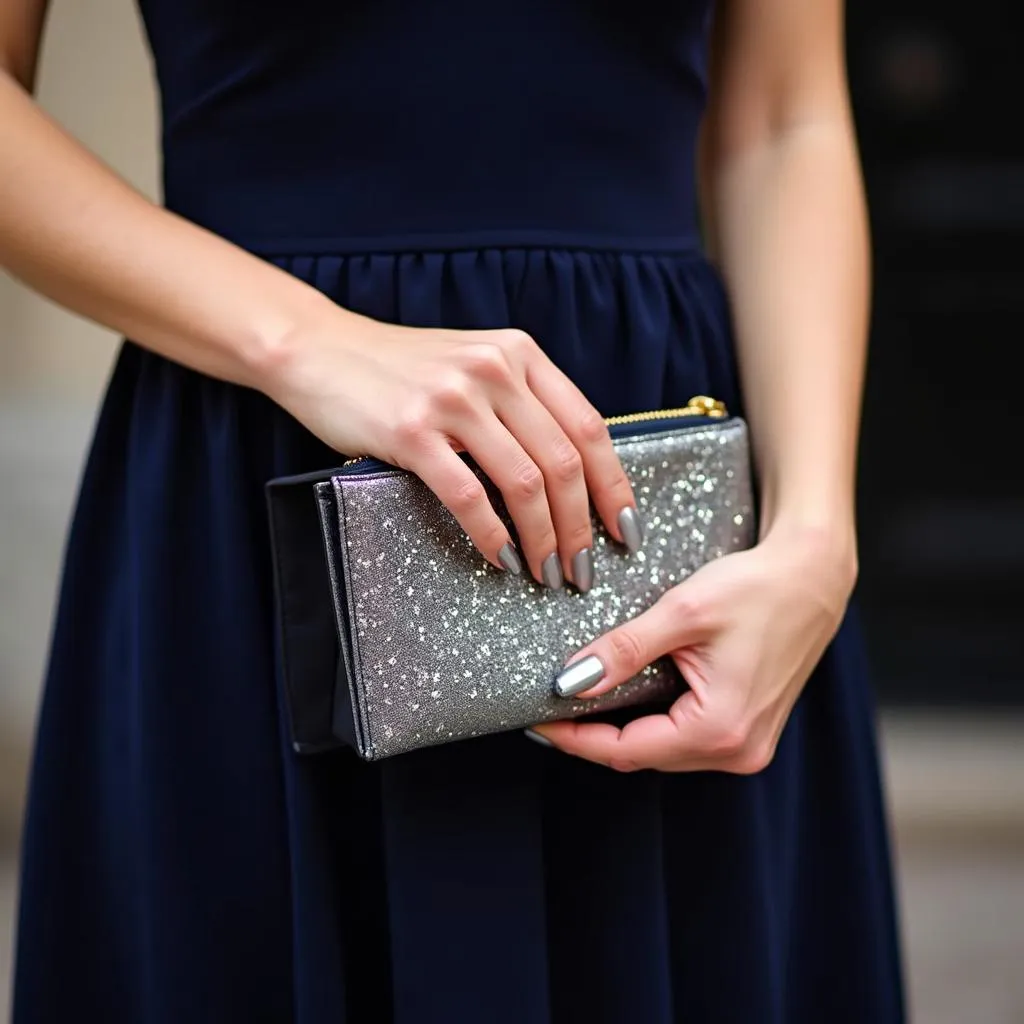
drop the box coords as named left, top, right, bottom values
left=218, top=226, right=706, bottom=258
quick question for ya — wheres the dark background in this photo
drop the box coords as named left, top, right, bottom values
left=848, top=7, right=1024, bottom=706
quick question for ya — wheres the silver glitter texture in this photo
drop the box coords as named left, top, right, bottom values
left=323, top=420, right=755, bottom=759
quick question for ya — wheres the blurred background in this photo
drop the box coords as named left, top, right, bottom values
left=1, top=2, right=1022, bottom=1021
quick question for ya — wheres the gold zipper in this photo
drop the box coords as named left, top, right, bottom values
left=343, top=394, right=727, bottom=467
left=604, top=394, right=727, bottom=426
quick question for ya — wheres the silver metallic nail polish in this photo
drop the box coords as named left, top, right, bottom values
left=617, top=505, right=644, bottom=554
left=524, top=728, right=554, bottom=748
left=498, top=542, right=522, bottom=575
left=554, top=654, right=605, bottom=698
left=571, top=547, right=594, bottom=593
left=541, top=552, right=563, bottom=590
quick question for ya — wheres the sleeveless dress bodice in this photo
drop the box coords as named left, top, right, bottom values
left=140, top=0, right=713, bottom=253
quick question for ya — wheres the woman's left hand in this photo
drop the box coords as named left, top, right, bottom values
left=530, top=528, right=857, bottom=773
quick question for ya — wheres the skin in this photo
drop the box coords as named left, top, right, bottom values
left=533, top=0, right=869, bottom=772
left=1, top=0, right=866, bottom=776
left=0, top=0, right=637, bottom=589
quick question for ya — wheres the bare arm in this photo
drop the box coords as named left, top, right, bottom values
left=0, top=0, right=340, bottom=389
left=699, top=0, right=867, bottom=578
left=535, top=0, right=869, bottom=770
left=0, top=2, right=638, bottom=585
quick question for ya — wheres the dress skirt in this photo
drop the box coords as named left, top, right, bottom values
left=14, top=245, right=905, bottom=1023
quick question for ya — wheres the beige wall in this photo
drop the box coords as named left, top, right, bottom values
left=0, top=0, right=159, bottom=399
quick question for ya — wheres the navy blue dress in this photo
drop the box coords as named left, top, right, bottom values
left=15, top=1, right=905, bottom=1021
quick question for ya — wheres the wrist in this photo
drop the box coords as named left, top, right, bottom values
left=759, top=516, right=859, bottom=595
left=757, top=477, right=857, bottom=567
left=244, top=294, right=365, bottom=399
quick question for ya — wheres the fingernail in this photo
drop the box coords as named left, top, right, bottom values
left=571, top=547, right=595, bottom=593
left=524, top=728, right=554, bottom=748
left=618, top=506, right=644, bottom=554
left=554, top=654, right=605, bottom=698
left=541, top=552, right=563, bottom=590
left=498, top=542, right=522, bottom=575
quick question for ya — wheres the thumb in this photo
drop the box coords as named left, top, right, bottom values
left=553, top=588, right=706, bottom=700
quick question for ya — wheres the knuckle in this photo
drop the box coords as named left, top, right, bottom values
left=705, top=718, right=751, bottom=762
left=547, top=435, right=584, bottom=483
left=462, top=343, right=513, bottom=385
left=391, top=407, right=433, bottom=449
left=606, top=626, right=646, bottom=671
left=495, top=328, right=536, bottom=355
left=578, top=406, right=610, bottom=446
left=429, top=372, right=475, bottom=412
left=448, top=475, right=488, bottom=515
left=510, top=460, right=545, bottom=501
left=666, top=588, right=704, bottom=624
left=563, top=519, right=594, bottom=549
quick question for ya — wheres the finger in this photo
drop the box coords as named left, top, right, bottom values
left=459, top=415, right=560, bottom=584
left=532, top=698, right=714, bottom=772
left=553, top=587, right=708, bottom=700
left=540, top=685, right=778, bottom=775
left=526, top=360, right=639, bottom=553
left=407, top=441, right=520, bottom=572
left=496, top=390, right=593, bottom=589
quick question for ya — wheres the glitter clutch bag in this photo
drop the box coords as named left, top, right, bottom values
left=266, top=397, right=755, bottom=759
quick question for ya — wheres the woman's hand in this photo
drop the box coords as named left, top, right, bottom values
left=265, top=314, right=639, bottom=588
left=529, top=527, right=857, bottom=773
left=0, top=26, right=637, bottom=591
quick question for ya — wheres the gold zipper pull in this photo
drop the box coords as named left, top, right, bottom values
left=684, top=395, right=728, bottom=418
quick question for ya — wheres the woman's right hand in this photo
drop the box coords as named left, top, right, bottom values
left=0, top=58, right=636, bottom=589
left=0, top=29, right=636, bottom=588
left=266, top=313, right=642, bottom=590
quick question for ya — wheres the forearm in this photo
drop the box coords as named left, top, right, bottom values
left=0, top=70, right=345, bottom=392
left=707, top=116, right=868, bottom=568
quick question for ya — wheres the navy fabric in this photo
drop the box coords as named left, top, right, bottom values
left=14, top=2, right=905, bottom=1022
